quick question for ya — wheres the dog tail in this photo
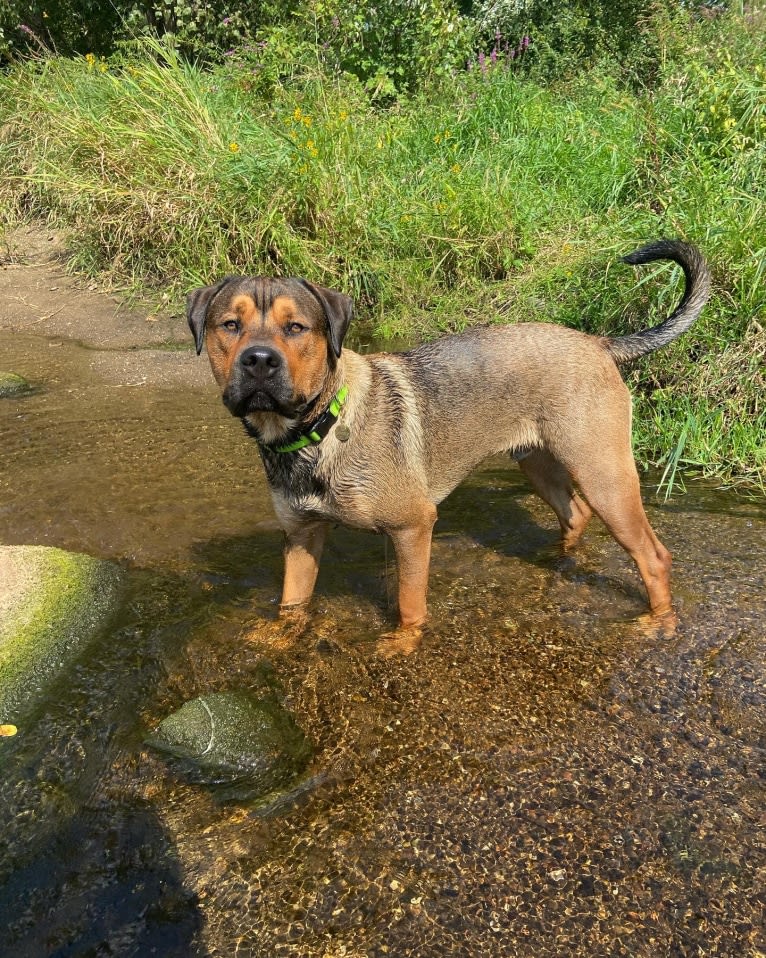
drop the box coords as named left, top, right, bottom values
left=606, top=239, right=711, bottom=364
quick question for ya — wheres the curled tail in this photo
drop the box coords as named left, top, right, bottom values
left=607, top=239, right=711, bottom=364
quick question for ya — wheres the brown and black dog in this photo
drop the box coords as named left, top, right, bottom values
left=187, top=240, right=710, bottom=633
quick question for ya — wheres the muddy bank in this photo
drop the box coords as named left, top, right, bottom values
left=0, top=226, right=189, bottom=349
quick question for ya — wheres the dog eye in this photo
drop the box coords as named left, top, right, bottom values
left=287, top=322, right=306, bottom=334
left=221, top=319, right=240, bottom=332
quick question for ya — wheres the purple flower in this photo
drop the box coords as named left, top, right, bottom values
left=478, top=50, right=486, bottom=74
left=490, top=47, right=497, bottom=65
left=521, top=35, right=530, bottom=49
left=332, top=15, right=340, bottom=29
left=18, top=23, right=34, bottom=34
left=222, top=16, right=232, bottom=25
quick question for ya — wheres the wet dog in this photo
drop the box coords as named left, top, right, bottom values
left=187, top=240, right=710, bottom=631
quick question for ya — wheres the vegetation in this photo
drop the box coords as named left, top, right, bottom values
left=0, top=4, right=764, bottom=488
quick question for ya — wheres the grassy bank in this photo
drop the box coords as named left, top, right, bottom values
left=0, top=16, right=764, bottom=488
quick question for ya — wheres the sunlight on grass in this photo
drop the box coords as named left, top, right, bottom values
left=0, top=20, right=764, bottom=486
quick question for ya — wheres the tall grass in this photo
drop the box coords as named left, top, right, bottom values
left=0, top=42, right=642, bottom=315
left=0, top=16, right=764, bottom=488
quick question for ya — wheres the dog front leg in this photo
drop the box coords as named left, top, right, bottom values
left=388, top=505, right=437, bottom=628
left=280, top=521, right=328, bottom=611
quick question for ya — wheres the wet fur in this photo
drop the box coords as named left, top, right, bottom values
left=188, top=240, right=710, bottom=628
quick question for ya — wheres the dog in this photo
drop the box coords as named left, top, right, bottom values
left=187, top=240, right=710, bottom=632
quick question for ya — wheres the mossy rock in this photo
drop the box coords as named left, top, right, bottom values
left=147, top=691, right=313, bottom=799
left=0, top=546, right=123, bottom=722
left=0, top=372, right=32, bottom=398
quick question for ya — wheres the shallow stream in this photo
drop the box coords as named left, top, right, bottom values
left=1, top=331, right=764, bottom=957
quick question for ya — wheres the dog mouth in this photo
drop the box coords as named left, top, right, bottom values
left=223, top=383, right=302, bottom=419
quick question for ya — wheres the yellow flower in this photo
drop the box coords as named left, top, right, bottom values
left=302, top=116, right=312, bottom=127
left=229, top=142, right=240, bottom=153
left=724, top=117, right=736, bottom=130
left=339, top=110, right=348, bottom=121
left=450, top=163, right=462, bottom=174
left=293, top=107, right=302, bottom=121
left=434, top=134, right=442, bottom=144
left=85, top=52, right=95, bottom=69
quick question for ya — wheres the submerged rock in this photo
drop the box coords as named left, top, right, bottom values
left=0, top=545, right=123, bottom=721
left=0, top=371, right=31, bottom=397
left=147, top=691, right=313, bottom=799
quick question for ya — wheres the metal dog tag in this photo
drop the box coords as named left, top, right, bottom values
left=335, top=425, right=351, bottom=443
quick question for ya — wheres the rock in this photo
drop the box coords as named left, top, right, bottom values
left=147, top=691, right=313, bottom=799
left=0, top=545, right=123, bottom=721
left=0, top=372, right=31, bottom=398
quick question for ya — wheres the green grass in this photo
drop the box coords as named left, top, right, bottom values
left=0, top=18, right=764, bottom=489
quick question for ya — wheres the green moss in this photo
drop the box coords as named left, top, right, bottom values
left=0, top=546, right=123, bottom=721
left=0, top=372, right=31, bottom=398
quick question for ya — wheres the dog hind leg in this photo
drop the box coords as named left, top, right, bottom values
left=570, top=459, right=673, bottom=616
left=517, top=449, right=593, bottom=550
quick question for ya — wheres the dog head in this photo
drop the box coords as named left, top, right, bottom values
left=187, top=276, right=353, bottom=420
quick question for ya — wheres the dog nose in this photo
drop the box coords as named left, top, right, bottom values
left=239, top=345, right=283, bottom=375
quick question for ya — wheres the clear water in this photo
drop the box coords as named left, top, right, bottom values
left=1, top=332, right=764, bottom=957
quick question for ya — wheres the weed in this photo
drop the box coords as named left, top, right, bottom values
left=0, top=11, right=763, bottom=487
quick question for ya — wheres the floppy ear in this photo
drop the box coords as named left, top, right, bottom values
left=299, top=279, right=354, bottom=359
left=186, top=276, right=240, bottom=356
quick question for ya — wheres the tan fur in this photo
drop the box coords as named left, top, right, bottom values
left=187, top=242, right=710, bottom=631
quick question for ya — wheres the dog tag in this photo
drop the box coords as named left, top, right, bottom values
left=335, top=424, right=351, bottom=443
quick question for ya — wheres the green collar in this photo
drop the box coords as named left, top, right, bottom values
left=262, top=385, right=349, bottom=453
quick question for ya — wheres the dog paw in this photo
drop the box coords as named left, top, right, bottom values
left=241, top=606, right=311, bottom=649
left=376, top=626, right=423, bottom=658
left=636, top=607, right=678, bottom=639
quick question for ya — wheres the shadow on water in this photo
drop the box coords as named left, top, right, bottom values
left=1, top=331, right=765, bottom=957
left=0, top=799, right=202, bottom=957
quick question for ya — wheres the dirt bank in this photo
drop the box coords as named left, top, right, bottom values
left=0, top=225, right=207, bottom=387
